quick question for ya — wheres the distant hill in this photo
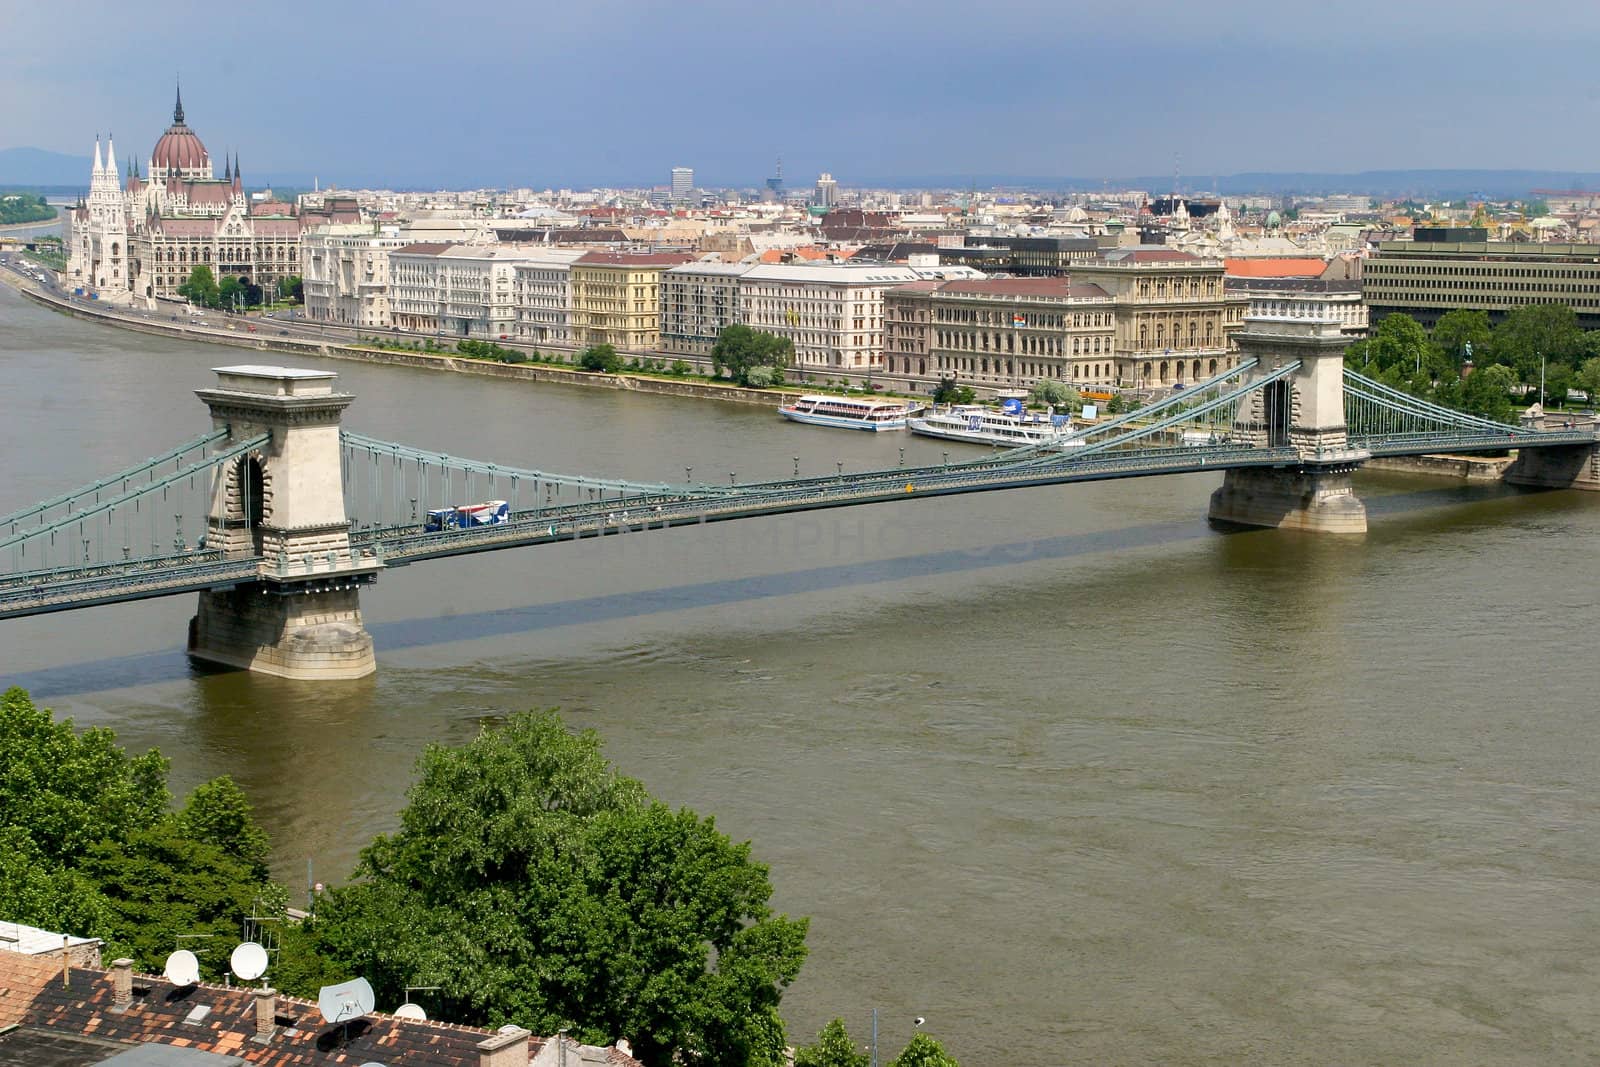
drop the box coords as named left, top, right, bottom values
left=0, top=147, right=91, bottom=188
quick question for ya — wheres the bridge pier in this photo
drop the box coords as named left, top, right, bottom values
left=1503, top=442, right=1600, bottom=491
left=187, top=366, right=378, bottom=680
left=1206, top=318, right=1370, bottom=534
left=1208, top=465, right=1367, bottom=534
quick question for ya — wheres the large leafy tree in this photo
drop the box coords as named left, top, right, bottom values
left=305, top=710, right=808, bottom=1067
left=1431, top=309, right=1493, bottom=368
left=0, top=687, right=280, bottom=975
left=1490, top=304, right=1583, bottom=383
left=712, top=325, right=792, bottom=386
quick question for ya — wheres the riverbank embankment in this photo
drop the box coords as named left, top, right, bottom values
left=8, top=275, right=795, bottom=408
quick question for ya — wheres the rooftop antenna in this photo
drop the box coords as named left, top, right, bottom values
left=394, top=984, right=441, bottom=1022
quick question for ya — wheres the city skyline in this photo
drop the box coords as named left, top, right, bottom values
left=6, top=0, right=1600, bottom=189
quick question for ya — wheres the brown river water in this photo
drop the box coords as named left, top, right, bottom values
left=3, top=282, right=1599, bottom=1064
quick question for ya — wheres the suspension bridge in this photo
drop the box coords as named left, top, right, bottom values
left=3, top=318, right=1596, bottom=679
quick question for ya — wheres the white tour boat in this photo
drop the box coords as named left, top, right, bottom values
left=778, top=394, right=924, bottom=432
left=908, top=402, right=1081, bottom=447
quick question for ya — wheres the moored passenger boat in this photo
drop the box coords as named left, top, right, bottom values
left=777, top=394, right=924, bottom=432
left=908, top=403, right=1079, bottom=447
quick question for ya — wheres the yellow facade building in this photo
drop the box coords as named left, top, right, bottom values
left=570, top=252, right=694, bottom=350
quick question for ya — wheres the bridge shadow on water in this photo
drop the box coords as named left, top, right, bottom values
left=7, top=478, right=1586, bottom=701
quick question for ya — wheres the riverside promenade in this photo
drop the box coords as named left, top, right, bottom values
left=0, top=261, right=792, bottom=409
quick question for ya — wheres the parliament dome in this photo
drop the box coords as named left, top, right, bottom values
left=150, top=86, right=211, bottom=179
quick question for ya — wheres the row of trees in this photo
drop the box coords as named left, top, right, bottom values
left=2, top=688, right=809, bottom=1067
left=796, top=1018, right=961, bottom=1067
left=177, top=266, right=301, bottom=310
left=1353, top=305, right=1600, bottom=421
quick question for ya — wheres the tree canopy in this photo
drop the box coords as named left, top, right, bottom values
left=712, top=325, right=792, bottom=386
left=0, top=687, right=279, bottom=976
left=178, top=265, right=220, bottom=309
left=579, top=343, right=623, bottom=373
left=889, top=1033, right=961, bottom=1067
left=303, top=710, right=808, bottom=1067
left=1028, top=380, right=1079, bottom=410
left=795, top=1018, right=870, bottom=1067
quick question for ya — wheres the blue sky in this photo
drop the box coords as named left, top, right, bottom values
left=5, top=0, right=1600, bottom=189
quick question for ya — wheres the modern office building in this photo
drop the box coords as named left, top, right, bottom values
left=814, top=173, right=838, bottom=210
left=671, top=167, right=693, bottom=202
left=1363, top=229, right=1600, bottom=329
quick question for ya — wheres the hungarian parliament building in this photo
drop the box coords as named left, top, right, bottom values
left=68, top=88, right=304, bottom=306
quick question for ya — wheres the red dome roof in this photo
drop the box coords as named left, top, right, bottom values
left=152, top=121, right=209, bottom=175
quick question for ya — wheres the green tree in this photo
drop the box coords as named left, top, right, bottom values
left=889, top=1033, right=960, bottom=1067
left=795, top=1018, right=869, bottom=1067
left=711, top=324, right=793, bottom=385
left=1362, top=313, right=1445, bottom=378
left=177, top=264, right=220, bottom=309
left=579, top=343, right=623, bottom=373
left=1461, top=364, right=1517, bottom=421
left=0, top=688, right=280, bottom=973
left=304, top=710, right=808, bottom=1067
left=1431, top=309, right=1492, bottom=368
left=744, top=365, right=782, bottom=388
left=276, top=274, right=303, bottom=301
left=1577, top=357, right=1600, bottom=404
left=218, top=275, right=243, bottom=309
left=931, top=378, right=976, bottom=406
left=1491, top=304, right=1583, bottom=384
left=1029, top=380, right=1079, bottom=410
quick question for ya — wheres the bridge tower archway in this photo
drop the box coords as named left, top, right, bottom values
left=1208, top=318, right=1370, bottom=534
left=188, top=366, right=376, bottom=679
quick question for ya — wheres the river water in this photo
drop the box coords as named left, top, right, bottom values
left=4, top=282, right=1599, bottom=1064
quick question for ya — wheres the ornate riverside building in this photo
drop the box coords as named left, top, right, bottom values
left=68, top=87, right=302, bottom=306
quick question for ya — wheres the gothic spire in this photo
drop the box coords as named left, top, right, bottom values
left=223, top=152, right=230, bottom=181
left=92, top=135, right=103, bottom=175
left=105, top=134, right=117, bottom=178
left=174, top=79, right=185, bottom=125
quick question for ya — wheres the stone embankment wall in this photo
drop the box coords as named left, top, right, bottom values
left=12, top=280, right=793, bottom=408
left=1363, top=454, right=1515, bottom=481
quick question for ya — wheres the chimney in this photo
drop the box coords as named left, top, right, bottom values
left=253, top=987, right=277, bottom=1039
left=111, top=958, right=134, bottom=1008
left=477, top=1026, right=530, bottom=1067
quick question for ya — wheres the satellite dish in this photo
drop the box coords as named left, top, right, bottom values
left=318, top=977, right=376, bottom=1024
left=393, top=1002, right=427, bottom=1021
left=230, top=941, right=268, bottom=981
left=163, top=949, right=200, bottom=986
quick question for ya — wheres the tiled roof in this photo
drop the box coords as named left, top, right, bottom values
left=575, top=252, right=695, bottom=267
left=0, top=954, right=642, bottom=1067
left=1224, top=257, right=1328, bottom=278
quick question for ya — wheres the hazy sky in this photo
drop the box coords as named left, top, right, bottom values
left=5, top=0, right=1600, bottom=188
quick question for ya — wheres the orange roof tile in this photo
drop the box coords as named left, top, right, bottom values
left=1224, top=257, right=1328, bottom=278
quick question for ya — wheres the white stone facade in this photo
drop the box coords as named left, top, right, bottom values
left=736, top=263, right=920, bottom=371
left=512, top=250, right=586, bottom=344
left=301, top=226, right=412, bottom=328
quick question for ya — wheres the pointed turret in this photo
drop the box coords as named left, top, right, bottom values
left=105, top=134, right=117, bottom=178
left=223, top=153, right=231, bottom=181
left=174, top=79, right=185, bottom=125
left=93, top=136, right=103, bottom=175
left=232, top=153, right=242, bottom=192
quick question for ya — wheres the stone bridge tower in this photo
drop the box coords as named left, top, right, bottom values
left=1207, top=318, right=1370, bottom=533
left=187, top=366, right=379, bottom=679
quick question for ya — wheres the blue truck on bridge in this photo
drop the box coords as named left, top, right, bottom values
left=423, top=500, right=509, bottom=533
